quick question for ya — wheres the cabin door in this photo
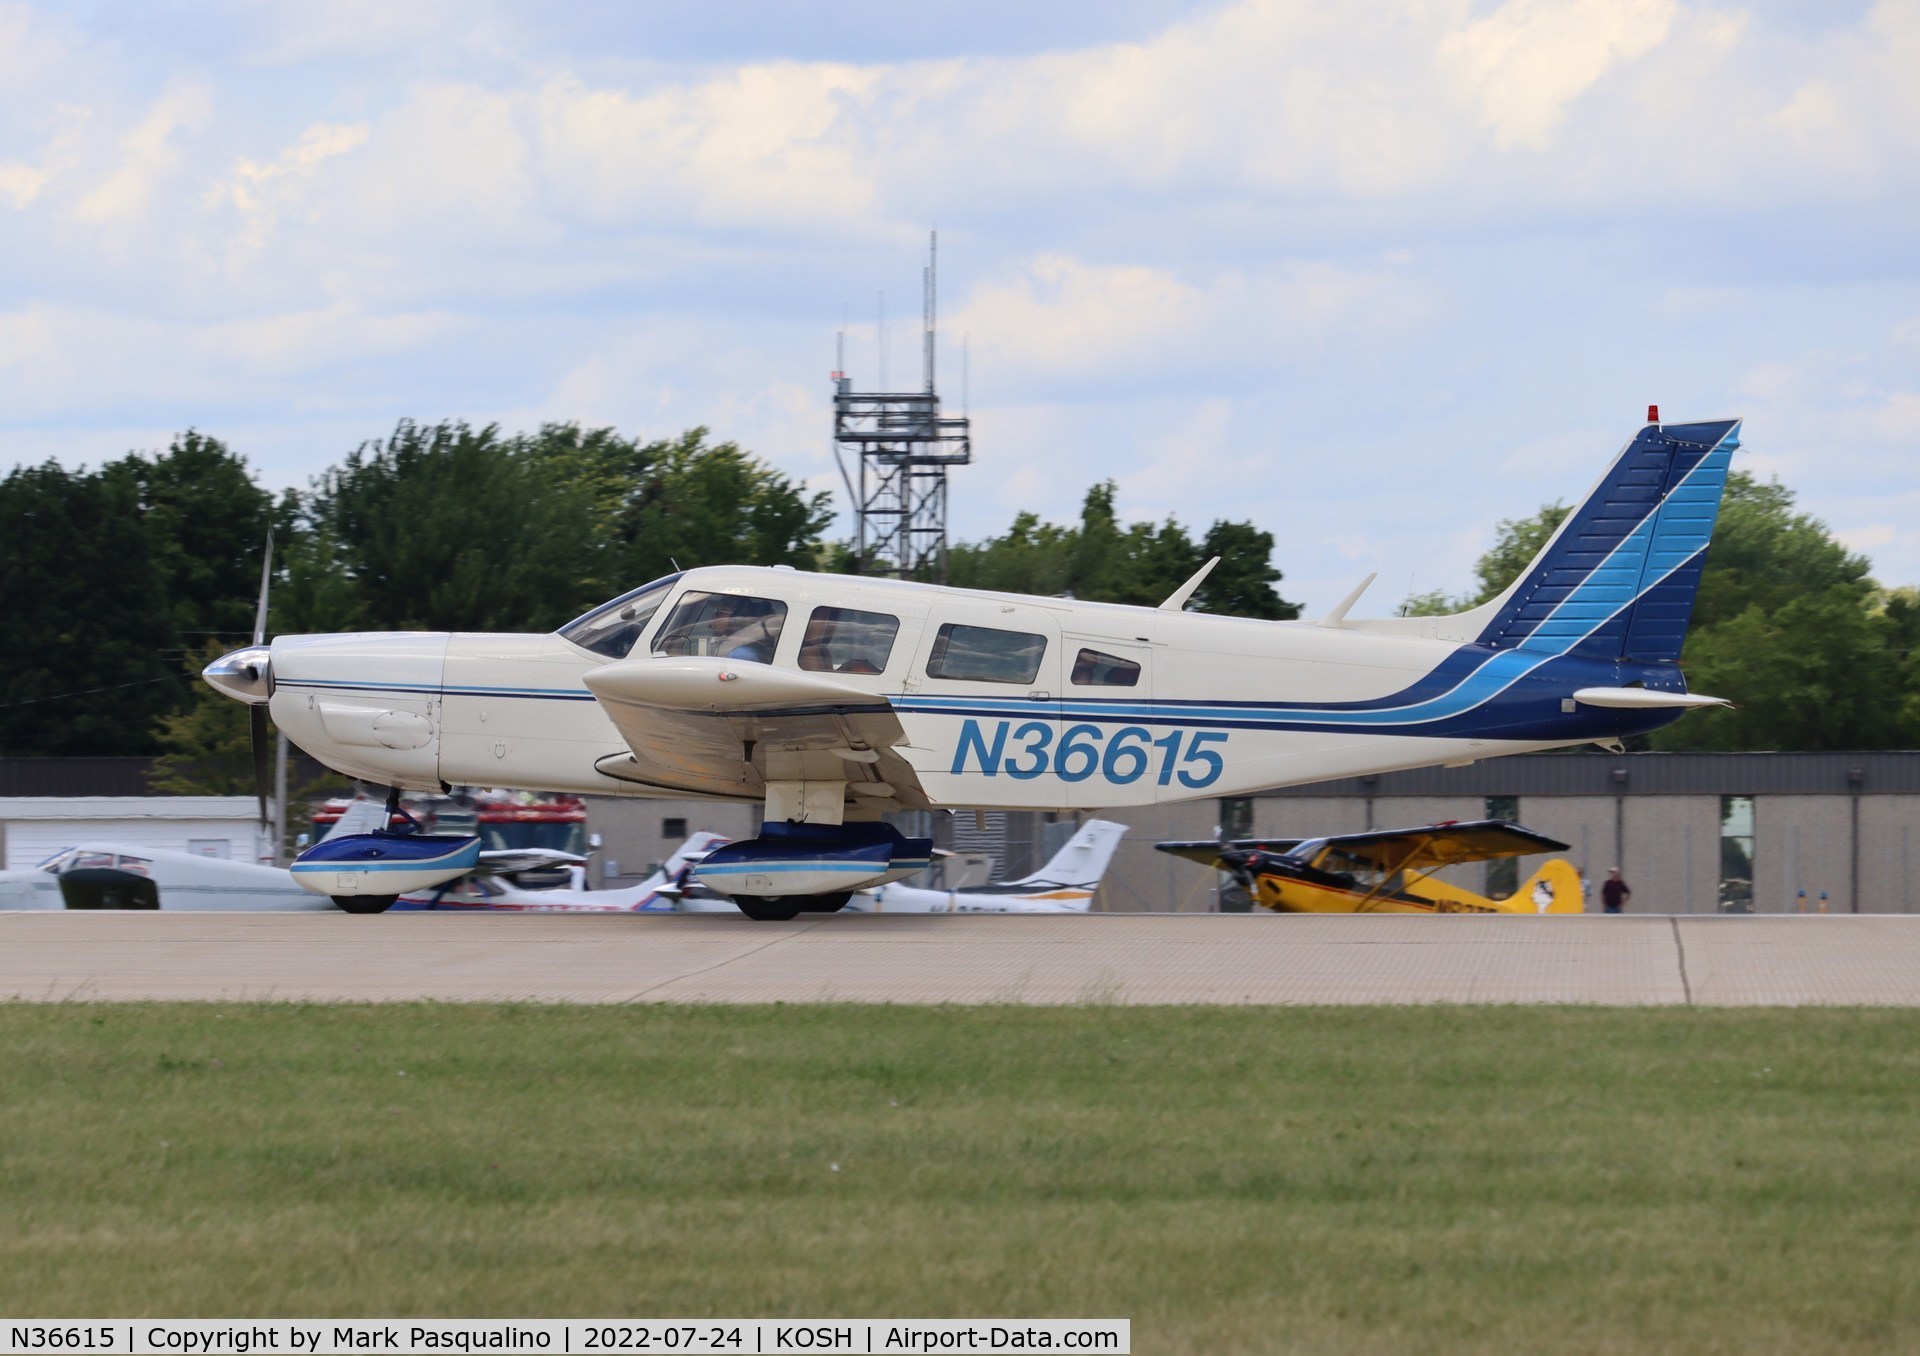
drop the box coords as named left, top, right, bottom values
left=909, top=600, right=1064, bottom=809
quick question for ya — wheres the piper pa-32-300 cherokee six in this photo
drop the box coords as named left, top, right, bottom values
left=204, top=413, right=1739, bottom=919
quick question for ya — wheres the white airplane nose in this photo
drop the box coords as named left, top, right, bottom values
left=203, top=645, right=273, bottom=705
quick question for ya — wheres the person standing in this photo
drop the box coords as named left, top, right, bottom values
left=1601, top=868, right=1632, bottom=914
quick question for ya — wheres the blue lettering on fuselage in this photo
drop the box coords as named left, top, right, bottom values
left=950, top=718, right=1227, bottom=788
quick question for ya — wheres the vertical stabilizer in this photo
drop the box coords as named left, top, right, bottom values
left=1006, top=820, right=1128, bottom=888
left=1464, top=418, right=1740, bottom=662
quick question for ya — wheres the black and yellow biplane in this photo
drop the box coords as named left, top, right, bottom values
left=1157, top=819, right=1583, bottom=914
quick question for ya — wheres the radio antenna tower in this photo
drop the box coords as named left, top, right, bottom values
left=833, top=231, right=972, bottom=582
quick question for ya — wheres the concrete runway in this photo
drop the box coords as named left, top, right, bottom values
left=3, top=911, right=1918, bottom=1004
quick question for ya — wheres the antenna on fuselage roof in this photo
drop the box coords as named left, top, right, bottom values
left=1159, top=556, right=1220, bottom=611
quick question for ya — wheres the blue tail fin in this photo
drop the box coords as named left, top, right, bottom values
left=1473, top=418, right=1740, bottom=662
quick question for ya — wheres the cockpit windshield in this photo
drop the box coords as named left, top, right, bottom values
left=557, top=574, right=682, bottom=659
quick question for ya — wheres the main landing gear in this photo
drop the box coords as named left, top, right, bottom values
left=332, top=894, right=399, bottom=914
left=329, top=787, right=408, bottom=915
left=733, top=892, right=852, bottom=921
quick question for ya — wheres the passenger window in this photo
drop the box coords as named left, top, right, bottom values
left=926, top=623, right=1046, bottom=684
left=1070, top=648, right=1141, bottom=687
left=799, top=607, right=901, bottom=674
left=652, top=591, right=789, bottom=663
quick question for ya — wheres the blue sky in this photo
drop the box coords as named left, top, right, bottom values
left=3, top=0, right=1916, bottom=613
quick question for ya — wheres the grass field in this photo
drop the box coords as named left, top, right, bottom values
left=2, top=1004, right=1917, bottom=1354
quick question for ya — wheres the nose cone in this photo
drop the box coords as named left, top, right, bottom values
left=203, top=644, right=272, bottom=704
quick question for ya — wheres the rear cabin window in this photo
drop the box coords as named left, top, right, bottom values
left=653, top=591, right=789, bottom=663
left=1071, top=647, right=1142, bottom=687
left=799, top=607, right=900, bottom=674
left=926, top=623, right=1046, bottom=684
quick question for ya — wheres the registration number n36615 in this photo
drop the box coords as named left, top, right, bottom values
left=950, top=718, right=1226, bottom=787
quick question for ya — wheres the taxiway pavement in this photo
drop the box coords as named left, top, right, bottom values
left=2, top=912, right=1918, bottom=1005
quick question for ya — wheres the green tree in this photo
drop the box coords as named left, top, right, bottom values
left=0, top=462, right=180, bottom=755
left=1195, top=520, right=1298, bottom=620
left=947, top=512, right=1075, bottom=596
left=102, top=430, right=279, bottom=649
left=150, top=641, right=257, bottom=794
left=947, top=482, right=1299, bottom=619
left=302, top=420, right=610, bottom=633
left=1657, top=587, right=1903, bottom=750
left=1410, top=469, right=1904, bottom=751
left=605, top=428, right=834, bottom=587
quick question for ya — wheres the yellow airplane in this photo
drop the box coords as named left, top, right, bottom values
left=1157, top=820, right=1583, bottom=915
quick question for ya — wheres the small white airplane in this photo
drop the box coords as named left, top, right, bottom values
left=401, top=832, right=729, bottom=912
left=671, top=818, right=1129, bottom=914
left=204, top=413, right=1740, bottom=919
left=0, top=844, right=324, bottom=910
left=850, top=818, right=1125, bottom=913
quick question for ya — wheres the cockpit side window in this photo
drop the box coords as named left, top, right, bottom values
left=557, top=573, right=683, bottom=659
left=653, top=592, right=789, bottom=663
left=35, top=849, right=79, bottom=875
left=799, top=607, right=900, bottom=675
left=926, top=623, right=1046, bottom=684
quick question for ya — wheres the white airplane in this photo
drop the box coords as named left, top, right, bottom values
left=850, top=818, right=1125, bottom=913
left=204, top=413, right=1740, bottom=919
left=672, top=819, right=1129, bottom=914
left=0, top=844, right=324, bottom=910
left=401, top=832, right=729, bottom=912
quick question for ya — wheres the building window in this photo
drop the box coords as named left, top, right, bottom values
left=1720, top=795, right=1754, bottom=913
left=1219, top=797, right=1253, bottom=840
left=663, top=817, right=687, bottom=840
left=1485, top=796, right=1518, bottom=898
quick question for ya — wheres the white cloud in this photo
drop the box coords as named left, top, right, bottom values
left=73, top=82, right=212, bottom=229
left=209, top=120, right=370, bottom=250
left=1439, top=0, right=1676, bottom=152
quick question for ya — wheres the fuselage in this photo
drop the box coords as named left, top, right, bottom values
left=0, top=843, right=322, bottom=910
left=250, top=565, right=1688, bottom=813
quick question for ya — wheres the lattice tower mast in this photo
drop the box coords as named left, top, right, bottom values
left=832, top=232, right=971, bottom=582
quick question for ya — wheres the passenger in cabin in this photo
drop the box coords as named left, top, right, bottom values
left=710, top=599, right=776, bottom=662
left=654, top=592, right=788, bottom=663
left=798, top=607, right=899, bottom=676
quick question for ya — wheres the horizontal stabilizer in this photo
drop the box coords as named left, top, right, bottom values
left=1572, top=687, right=1731, bottom=709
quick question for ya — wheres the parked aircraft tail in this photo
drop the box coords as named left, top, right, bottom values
left=1511, top=858, right=1584, bottom=915
left=1005, top=820, right=1127, bottom=890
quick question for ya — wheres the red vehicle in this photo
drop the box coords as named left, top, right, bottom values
left=311, top=791, right=589, bottom=856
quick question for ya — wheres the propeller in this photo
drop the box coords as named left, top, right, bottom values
left=250, top=532, right=274, bottom=830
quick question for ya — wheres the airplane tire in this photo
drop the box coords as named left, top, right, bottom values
left=332, top=894, right=399, bottom=915
left=799, top=892, right=853, bottom=913
left=733, top=896, right=806, bottom=921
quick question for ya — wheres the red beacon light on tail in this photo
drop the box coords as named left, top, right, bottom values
left=1647, top=404, right=1660, bottom=424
